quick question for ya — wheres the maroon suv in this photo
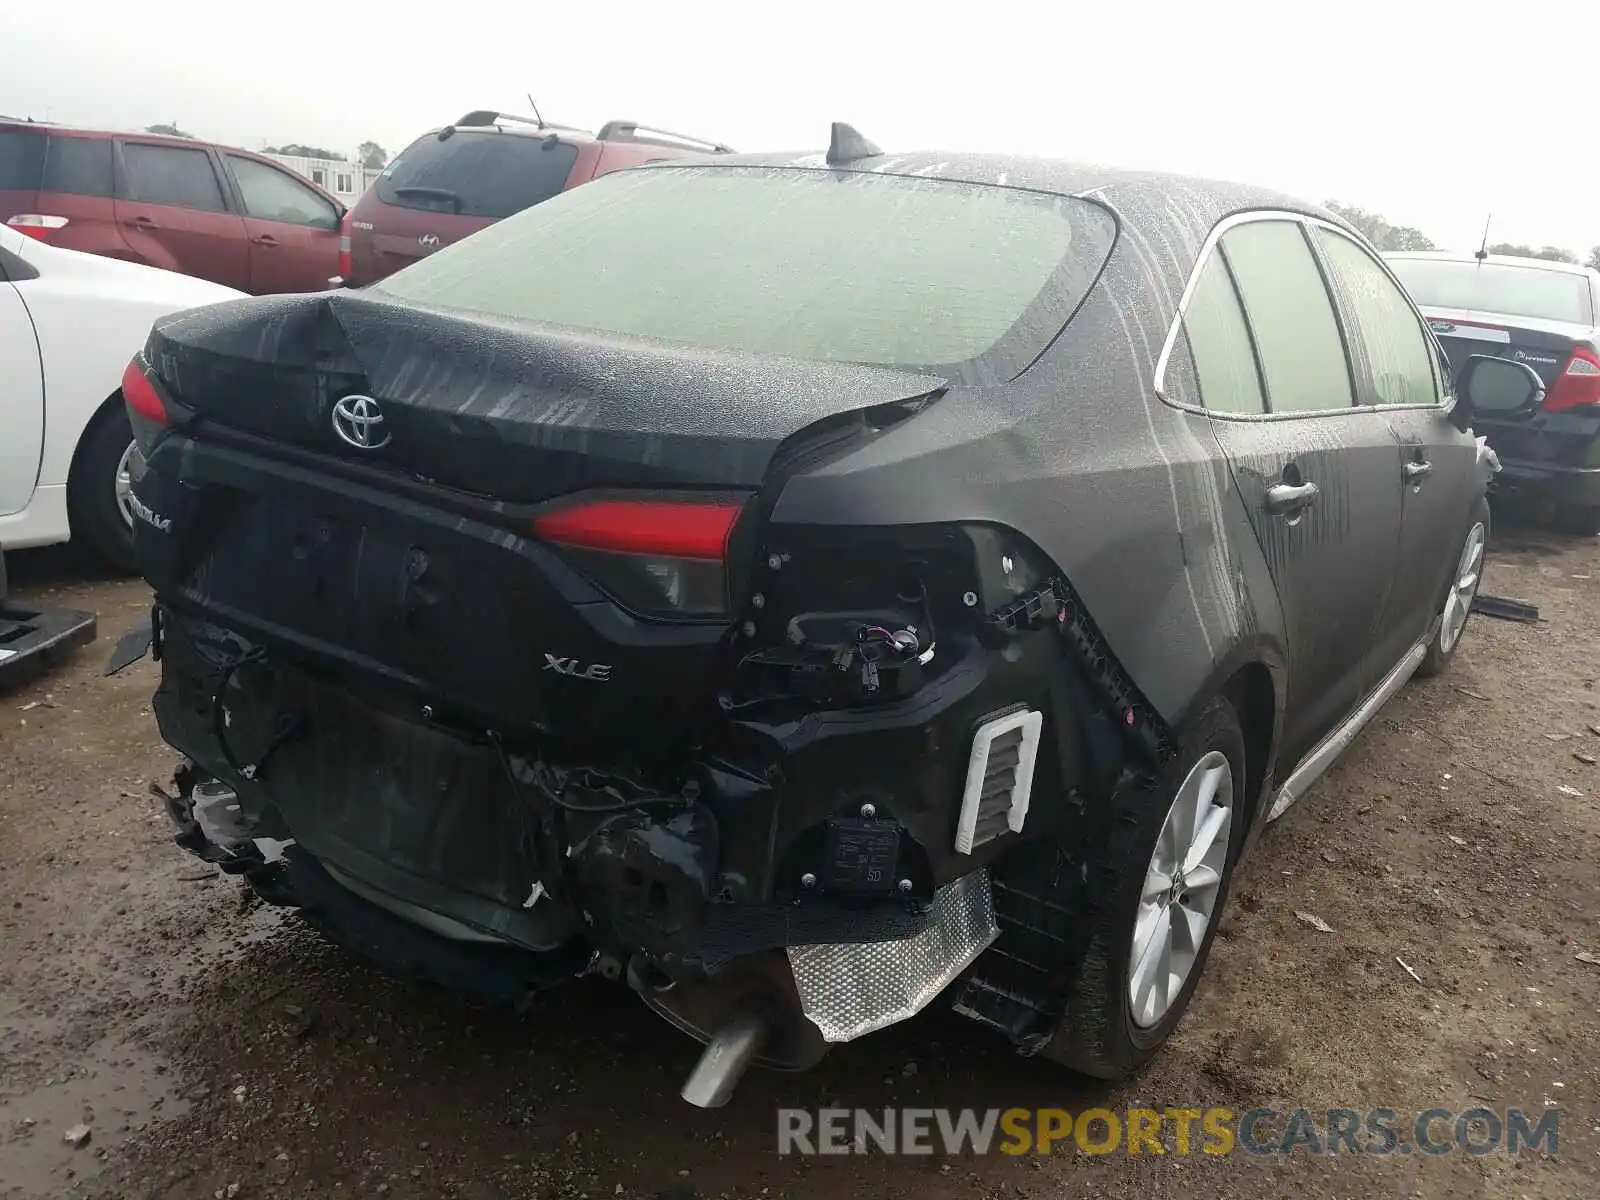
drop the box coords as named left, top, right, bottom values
left=342, top=111, right=730, bottom=286
left=0, top=119, right=344, bottom=293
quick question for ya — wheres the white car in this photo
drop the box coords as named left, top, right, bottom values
left=0, top=225, right=242, bottom=569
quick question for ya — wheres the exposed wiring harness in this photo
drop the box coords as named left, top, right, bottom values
left=205, top=646, right=304, bottom=781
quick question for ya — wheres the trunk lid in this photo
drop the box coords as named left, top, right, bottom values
left=145, top=289, right=944, bottom=503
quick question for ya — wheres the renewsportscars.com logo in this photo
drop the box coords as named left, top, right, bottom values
left=777, top=1106, right=1559, bottom=1157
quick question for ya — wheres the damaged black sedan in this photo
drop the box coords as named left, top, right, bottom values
left=116, top=126, right=1537, bottom=1106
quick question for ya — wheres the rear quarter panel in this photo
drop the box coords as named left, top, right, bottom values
left=770, top=182, right=1288, bottom=740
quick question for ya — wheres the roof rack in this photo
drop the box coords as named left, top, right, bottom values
left=451, top=110, right=591, bottom=137
left=596, top=121, right=732, bottom=154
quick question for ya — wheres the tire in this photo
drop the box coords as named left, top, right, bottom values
left=1040, top=695, right=1247, bottom=1079
left=67, top=407, right=139, bottom=574
left=1552, top=502, right=1600, bottom=538
left=1416, top=496, right=1490, bottom=678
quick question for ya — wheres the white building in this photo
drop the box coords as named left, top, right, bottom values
left=262, top=153, right=383, bottom=203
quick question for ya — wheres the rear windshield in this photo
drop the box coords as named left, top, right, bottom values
left=373, top=165, right=1117, bottom=378
left=375, top=130, right=579, bottom=219
left=1388, top=258, right=1594, bottom=325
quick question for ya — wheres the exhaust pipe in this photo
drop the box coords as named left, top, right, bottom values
left=680, top=1008, right=769, bottom=1109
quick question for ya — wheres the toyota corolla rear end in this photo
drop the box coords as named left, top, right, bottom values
left=123, top=158, right=1128, bottom=1103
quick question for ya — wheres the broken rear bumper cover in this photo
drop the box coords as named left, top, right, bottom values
left=146, top=599, right=1135, bottom=1097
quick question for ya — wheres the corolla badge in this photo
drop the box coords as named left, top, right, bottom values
left=418, top=234, right=441, bottom=248
left=1429, top=320, right=1456, bottom=334
left=331, top=394, right=391, bottom=449
left=127, top=493, right=171, bottom=533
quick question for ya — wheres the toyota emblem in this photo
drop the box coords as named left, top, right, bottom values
left=418, top=234, right=440, bottom=248
left=331, top=394, right=391, bottom=450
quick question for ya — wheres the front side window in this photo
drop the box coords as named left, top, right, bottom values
left=1317, top=229, right=1438, bottom=407
left=375, top=165, right=1118, bottom=377
left=227, top=156, right=339, bottom=229
left=120, top=143, right=227, bottom=212
left=1221, top=220, right=1354, bottom=414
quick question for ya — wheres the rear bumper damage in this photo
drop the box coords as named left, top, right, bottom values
left=143, top=554, right=1167, bottom=1103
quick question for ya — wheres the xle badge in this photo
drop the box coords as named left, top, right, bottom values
left=543, top=654, right=612, bottom=682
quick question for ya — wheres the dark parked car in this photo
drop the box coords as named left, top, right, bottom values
left=340, top=110, right=730, bottom=286
left=118, top=128, right=1532, bottom=1108
left=1386, top=251, right=1600, bottom=534
left=0, top=119, right=344, bottom=294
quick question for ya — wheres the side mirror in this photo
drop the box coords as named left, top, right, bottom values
left=1451, top=354, right=1546, bottom=432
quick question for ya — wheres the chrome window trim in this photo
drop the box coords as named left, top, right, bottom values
left=1309, top=220, right=1451, bottom=410
left=1154, top=209, right=1452, bottom=422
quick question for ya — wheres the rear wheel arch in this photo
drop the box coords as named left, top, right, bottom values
left=1220, top=661, right=1277, bottom=831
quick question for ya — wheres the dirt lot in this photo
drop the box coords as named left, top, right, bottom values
left=2, top=518, right=1597, bottom=1200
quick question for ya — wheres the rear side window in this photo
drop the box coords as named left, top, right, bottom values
left=227, top=156, right=339, bottom=229
left=374, top=165, right=1118, bottom=378
left=376, top=132, right=578, bottom=219
left=0, top=130, right=46, bottom=190
left=42, top=136, right=113, bottom=197
left=1386, top=257, right=1593, bottom=325
left=121, top=142, right=227, bottom=212
left=1221, top=220, right=1354, bottom=413
left=1316, top=230, right=1438, bottom=407
left=1174, top=253, right=1265, bottom=415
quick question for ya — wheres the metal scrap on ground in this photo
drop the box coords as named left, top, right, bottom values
left=1470, top=594, right=1541, bottom=623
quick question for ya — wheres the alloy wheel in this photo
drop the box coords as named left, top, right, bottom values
left=1439, top=521, right=1486, bottom=655
left=1128, top=750, right=1233, bottom=1029
left=113, top=441, right=146, bottom=530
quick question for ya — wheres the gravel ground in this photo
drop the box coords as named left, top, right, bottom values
left=1, top=517, right=1597, bottom=1199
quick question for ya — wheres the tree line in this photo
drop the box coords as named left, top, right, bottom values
left=143, top=126, right=389, bottom=169
left=1326, top=201, right=1600, bottom=272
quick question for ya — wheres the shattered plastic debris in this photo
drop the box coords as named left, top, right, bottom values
left=1558, top=786, right=1584, bottom=797
left=1396, top=957, right=1425, bottom=986
left=522, top=882, right=548, bottom=909
left=1448, top=834, right=1468, bottom=847
left=62, top=1124, right=91, bottom=1148
left=1575, top=952, right=1600, bottom=967
left=1295, top=911, right=1334, bottom=933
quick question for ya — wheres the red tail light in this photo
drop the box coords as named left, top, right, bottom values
left=533, top=496, right=745, bottom=618
left=122, top=358, right=169, bottom=426
left=336, top=211, right=353, bottom=282
left=6, top=214, right=69, bottom=241
left=1545, top=346, right=1600, bottom=413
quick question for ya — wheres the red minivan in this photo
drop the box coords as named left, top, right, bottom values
left=0, top=119, right=344, bottom=294
left=343, top=111, right=730, bottom=287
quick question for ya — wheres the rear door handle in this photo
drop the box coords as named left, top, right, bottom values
left=123, top=216, right=157, bottom=230
left=251, top=234, right=280, bottom=247
left=1265, top=481, right=1320, bottom=516
left=1403, top=460, right=1433, bottom=482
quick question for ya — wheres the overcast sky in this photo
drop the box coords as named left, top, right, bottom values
left=3, top=2, right=1594, bottom=254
